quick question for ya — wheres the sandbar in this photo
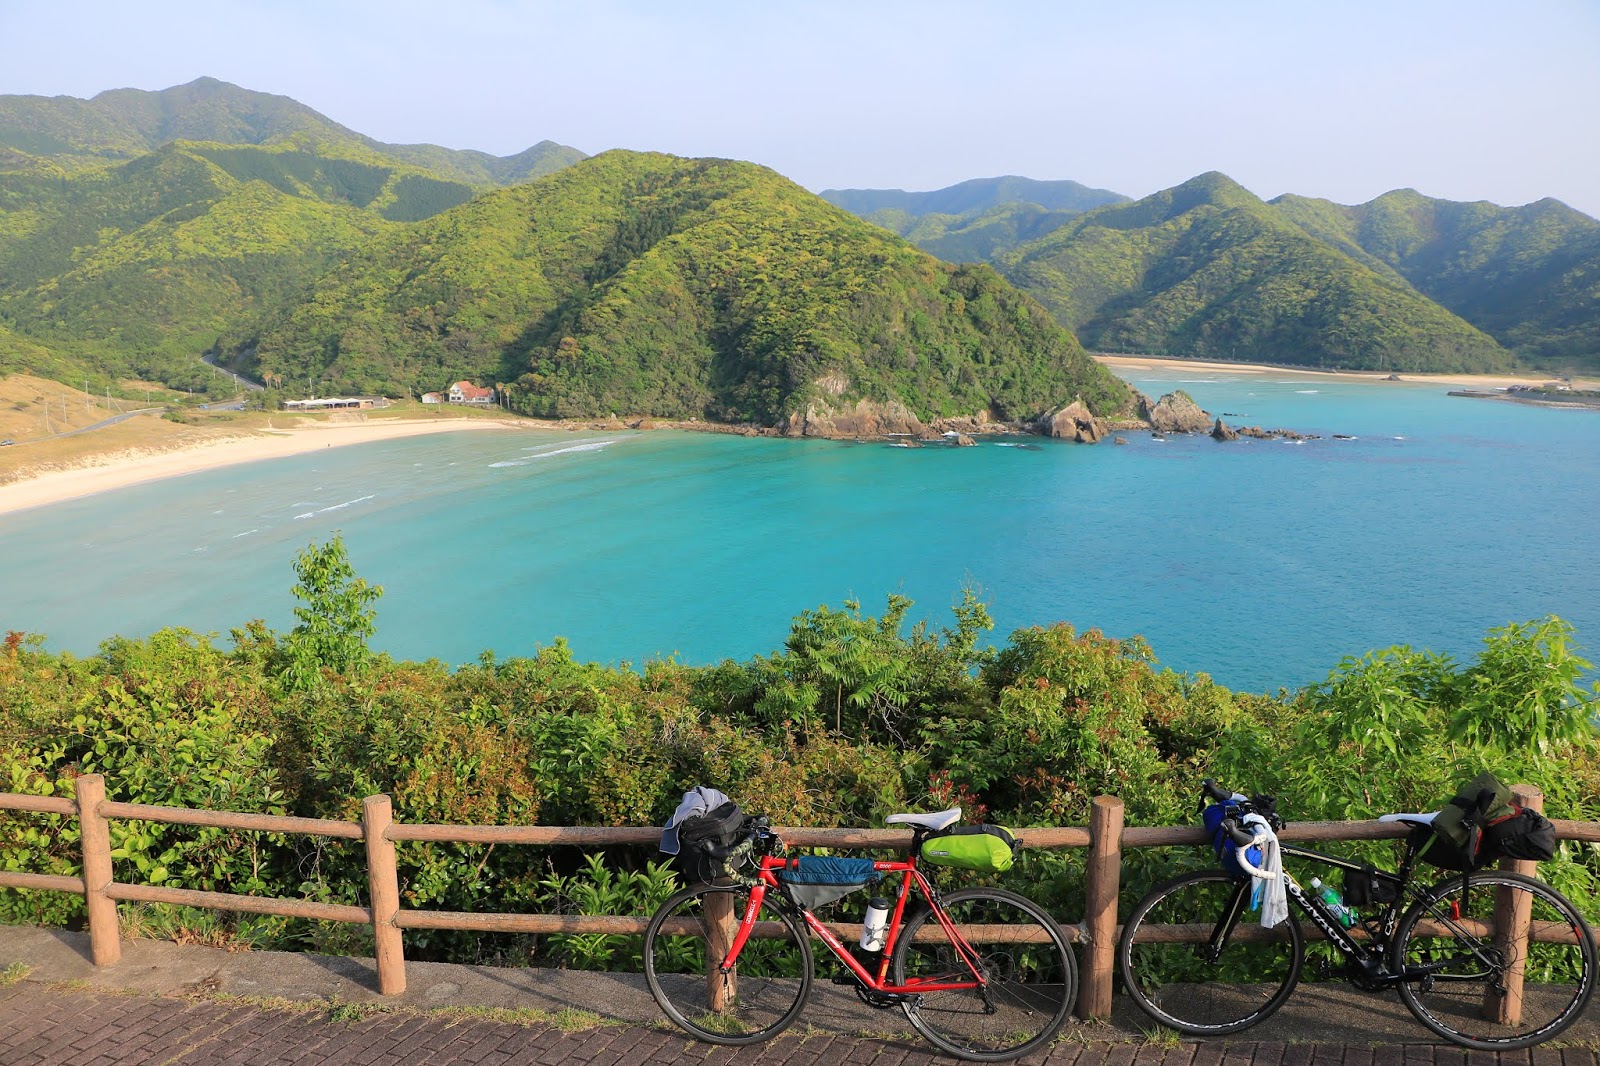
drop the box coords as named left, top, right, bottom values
left=0, top=417, right=530, bottom=518
left=1093, top=354, right=1594, bottom=392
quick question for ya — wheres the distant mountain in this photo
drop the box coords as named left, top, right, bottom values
left=821, top=177, right=1129, bottom=265
left=0, top=78, right=585, bottom=187
left=997, top=172, right=1513, bottom=374
left=1271, top=190, right=1600, bottom=371
left=229, top=151, right=1134, bottom=423
left=821, top=176, right=1128, bottom=220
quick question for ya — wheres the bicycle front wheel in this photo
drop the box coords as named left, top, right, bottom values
left=891, top=887, right=1076, bottom=1061
left=643, top=884, right=813, bottom=1045
left=1392, top=870, right=1596, bottom=1050
left=1118, top=869, right=1303, bottom=1036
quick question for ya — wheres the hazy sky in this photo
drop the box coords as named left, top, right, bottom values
left=3, top=0, right=1597, bottom=216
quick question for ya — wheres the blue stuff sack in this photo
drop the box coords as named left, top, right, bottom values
left=779, top=856, right=880, bottom=910
left=1203, top=802, right=1262, bottom=879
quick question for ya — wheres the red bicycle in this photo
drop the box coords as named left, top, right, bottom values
left=642, top=810, right=1076, bottom=1061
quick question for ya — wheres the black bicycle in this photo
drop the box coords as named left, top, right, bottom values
left=1118, top=779, right=1597, bottom=1050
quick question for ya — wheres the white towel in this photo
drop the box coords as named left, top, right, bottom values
left=1240, top=812, right=1288, bottom=928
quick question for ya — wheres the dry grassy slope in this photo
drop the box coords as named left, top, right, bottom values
left=0, top=374, right=261, bottom=485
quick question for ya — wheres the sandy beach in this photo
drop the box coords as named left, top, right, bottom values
left=0, top=416, right=531, bottom=518
left=1092, top=354, right=1589, bottom=391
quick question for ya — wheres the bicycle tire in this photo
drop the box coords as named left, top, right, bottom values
left=643, top=883, right=813, bottom=1045
left=890, top=886, right=1076, bottom=1061
left=1391, top=869, right=1597, bottom=1050
left=1118, top=869, right=1304, bottom=1036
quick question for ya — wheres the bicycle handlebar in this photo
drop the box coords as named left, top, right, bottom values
left=1201, top=778, right=1239, bottom=804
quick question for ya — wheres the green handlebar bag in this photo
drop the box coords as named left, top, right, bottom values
left=919, top=824, right=1018, bottom=873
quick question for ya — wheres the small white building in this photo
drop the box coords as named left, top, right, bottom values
left=448, top=381, right=496, bottom=404
left=280, top=396, right=389, bottom=411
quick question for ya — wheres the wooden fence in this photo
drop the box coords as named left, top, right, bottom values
left=2, top=777, right=1597, bottom=1021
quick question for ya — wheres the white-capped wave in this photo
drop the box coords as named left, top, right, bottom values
left=493, top=439, right=618, bottom=468
left=294, top=494, right=376, bottom=520
left=1295, top=389, right=1319, bottom=394
left=521, top=439, right=618, bottom=457
left=232, top=529, right=260, bottom=539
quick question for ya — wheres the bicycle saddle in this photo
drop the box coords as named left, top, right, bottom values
left=1378, top=812, right=1439, bottom=828
left=885, top=808, right=961, bottom=832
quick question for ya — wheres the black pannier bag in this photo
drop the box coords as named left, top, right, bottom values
left=1485, top=807, right=1558, bottom=862
left=674, top=801, right=752, bottom=884
left=1342, top=864, right=1399, bottom=908
left=1412, top=771, right=1557, bottom=870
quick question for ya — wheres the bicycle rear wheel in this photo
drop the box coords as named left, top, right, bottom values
left=1118, top=869, right=1303, bottom=1036
left=643, top=884, right=813, bottom=1045
left=1392, top=870, right=1596, bottom=1050
left=891, top=887, right=1076, bottom=1061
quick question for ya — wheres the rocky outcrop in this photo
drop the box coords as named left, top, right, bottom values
left=1138, top=390, right=1212, bottom=434
left=783, top=398, right=926, bottom=440
left=1210, top=418, right=1239, bottom=441
left=1034, top=400, right=1105, bottom=443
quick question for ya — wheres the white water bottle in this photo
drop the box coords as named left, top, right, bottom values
left=860, top=897, right=891, bottom=952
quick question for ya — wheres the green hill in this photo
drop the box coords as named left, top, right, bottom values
left=0, top=77, right=585, bottom=188
left=997, top=173, right=1513, bottom=373
left=231, top=151, right=1134, bottom=424
left=1272, top=190, right=1600, bottom=371
left=861, top=202, right=1088, bottom=265
left=0, top=143, right=393, bottom=388
left=821, top=176, right=1128, bottom=219
left=822, top=177, right=1129, bottom=265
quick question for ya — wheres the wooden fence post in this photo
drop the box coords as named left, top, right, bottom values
left=75, top=773, right=120, bottom=966
left=362, top=795, right=406, bottom=995
left=704, top=888, right=737, bottom=1012
left=1485, top=784, right=1542, bottom=1026
left=1076, top=795, right=1125, bottom=1020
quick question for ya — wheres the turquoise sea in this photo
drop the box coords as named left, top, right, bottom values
left=3, top=368, right=1597, bottom=695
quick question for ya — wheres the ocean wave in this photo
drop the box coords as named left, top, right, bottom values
left=232, top=529, right=259, bottom=539
left=294, top=494, right=376, bottom=520
left=1295, top=389, right=1319, bottom=394
left=493, top=439, right=619, bottom=467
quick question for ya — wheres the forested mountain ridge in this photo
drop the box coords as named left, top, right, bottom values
left=821, top=177, right=1129, bottom=266
left=0, top=77, right=586, bottom=187
left=1271, top=189, right=1600, bottom=370
left=821, top=176, right=1129, bottom=220
left=994, top=172, right=1514, bottom=373
left=0, top=141, right=402, bottom=389
left=230, top=151, right=1135, bottom=425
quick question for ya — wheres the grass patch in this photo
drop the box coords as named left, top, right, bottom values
left=325, top=998, right=391, bottom=1023
left=1138, top=1023, right=1181, bottom=1049
left=432, top=1005, right=612, bottom=1032
left=0, top=962, right=32, bottom=987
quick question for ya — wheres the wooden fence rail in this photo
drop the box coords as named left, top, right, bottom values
left=3, top=776, right=1598, bottom=1020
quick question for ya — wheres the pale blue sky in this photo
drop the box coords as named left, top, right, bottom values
left=3, top=0, right=1597, bottom=216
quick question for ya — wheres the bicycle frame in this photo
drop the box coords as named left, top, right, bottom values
left=1203, top=837, right=1499, bottom=988
left=717, top=852, right=989, bottom=998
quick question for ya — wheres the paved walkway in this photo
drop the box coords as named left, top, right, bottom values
left=2, top=927, right=1597, bottom=1065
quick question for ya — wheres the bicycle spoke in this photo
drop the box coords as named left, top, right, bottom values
left=643, top=884, right=812, bottom=1045
left=892, top=887, right=1076, bottom=1061
left=1118, top=869, right=1303, bottom=1035
left=1394, top=871, right=1596, bottom=1050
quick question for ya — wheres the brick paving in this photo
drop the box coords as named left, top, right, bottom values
left=2, top=986, right=1598, bottom=1066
